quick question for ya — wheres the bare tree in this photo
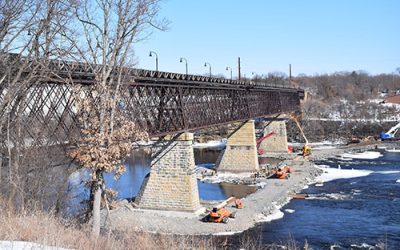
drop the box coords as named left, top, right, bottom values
left=65, top=0, right=166, bottom=237
left=0, top=0, right=73, bottom=208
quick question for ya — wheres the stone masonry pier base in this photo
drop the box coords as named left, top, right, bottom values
left=259, top=120, right=289, bottom=154
left=216, top=120, right=259, bottom=173
left=136, top=133, right=202, bottom=212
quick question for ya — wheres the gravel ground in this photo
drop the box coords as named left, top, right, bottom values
left=103, top=141, right=398, bottom=235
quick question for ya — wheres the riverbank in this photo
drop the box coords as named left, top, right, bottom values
left=103, top=141, right=398, bottom=235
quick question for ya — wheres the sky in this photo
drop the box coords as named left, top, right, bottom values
left=134, top=0, right=400, bottom=78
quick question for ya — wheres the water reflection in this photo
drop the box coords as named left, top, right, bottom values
left=194, top=148, right=221, bottom=165
left=104, top=150, right=151, bottom=199
left=67, top=148, right=257, bottom=216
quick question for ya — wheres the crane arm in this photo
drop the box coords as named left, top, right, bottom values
left=291, top=113, right=309, bottom=144
left=386, top=121, right=400, bottom=135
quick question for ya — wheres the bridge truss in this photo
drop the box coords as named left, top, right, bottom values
left=0, top=59, right=304, bottom=150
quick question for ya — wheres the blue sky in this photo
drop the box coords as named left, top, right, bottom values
left=134, top=0, right=399, bottom=78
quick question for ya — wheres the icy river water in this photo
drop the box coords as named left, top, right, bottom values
left=67, top=148, right=400, bottom=249
left=257, top=150, right=400, bottom=249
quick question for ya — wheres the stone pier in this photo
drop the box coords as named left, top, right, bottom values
left=135, top=133, right=202, bottom=212
left=216, top=120, right=259, bottom=173
left=259, top=120, right=289, bottom=153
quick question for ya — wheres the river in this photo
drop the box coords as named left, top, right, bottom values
left=66, top=147, right=400, bottom=249
left=66, top=148, right=256, bottom=216
left=257, top=150, right=400, bottom=249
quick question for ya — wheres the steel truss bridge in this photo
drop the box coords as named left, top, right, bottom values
left=0, top=58, right=304, bottom=149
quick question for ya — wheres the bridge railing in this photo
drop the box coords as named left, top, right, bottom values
left=1, top=53, right=302, bottom=92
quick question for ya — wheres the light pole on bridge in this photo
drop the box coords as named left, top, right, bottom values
left=149, top=51, right=158, bottom=72
left=225, top=66, right=232, bottom=80
left=204, top=62, right=212, bottom=78
left=180, top=57, right=188, bottom=76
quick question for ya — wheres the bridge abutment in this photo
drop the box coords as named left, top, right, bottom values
left=135, top=133, right=202, bottom=212
left=216, top=120, right=259, bottom=173
left=259, top=120, right=289, bottom=154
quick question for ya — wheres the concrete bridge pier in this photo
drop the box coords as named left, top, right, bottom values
left=216, top=120, right=259, bottom=173
left=135, top=133, right=202, bottom=212
left=258, top=119, right=289, bottom=154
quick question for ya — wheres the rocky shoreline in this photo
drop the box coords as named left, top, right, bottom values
left=102, top=141, right=397, bottom=235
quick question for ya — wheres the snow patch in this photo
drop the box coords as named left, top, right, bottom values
left=257, top=205, right=284, bottom=223
left=0, top=241, right=71, bottom=250
left=312, top=145, right=337, bottom=150
left=193, top=139, right=226, bottom=149
left=315, top=165, right=373, bottom=183
left=257, top=210, right=284, bottom=223
left=341, top=151, right=382, bottom=160
left=213, top=231, right=242, bottom=236
left=386, top=148, right=400, bottom=153
left=289, top=140, right=344, bottom=150
left=350, top=243, right=375, bottom=249
left=202, top=172, right=252, bottom=183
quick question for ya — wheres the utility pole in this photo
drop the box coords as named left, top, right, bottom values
left=289, top=64, right=292, bottom=87
left=238, top=57, right=241, bottom=81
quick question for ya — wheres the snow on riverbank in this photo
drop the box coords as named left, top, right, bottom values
left=289, top=140, right=344, bottom=150
left=341, top=151, right=382, bottom=160
left=315, top=165, right=373, bottom=183
left=257, top=204, right=285, bottom=223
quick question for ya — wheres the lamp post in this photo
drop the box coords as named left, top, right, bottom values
left=149, top=51, right=158, bottom=71
left=252, top=72, right=259, bottom=84
left=180, top=57, right=188, bottom=75
left=225, top=66, right=232, bottom=80
left=204, top=62, right=211, bottom=78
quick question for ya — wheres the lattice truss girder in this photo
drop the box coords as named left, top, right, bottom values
left=0, top=81, right=301, bottom=150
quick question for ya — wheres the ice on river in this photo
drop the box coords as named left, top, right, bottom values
left=375, top=170, right=400, bottom=174
left=315, top=165, right=373, bottom=183
left=386, top=148, right=400, bottom=153
left=284, top=209, right=295, bottom=214
left=193, top=139, right=226, bottom=149
left=341, top=151, right=382, bottom=160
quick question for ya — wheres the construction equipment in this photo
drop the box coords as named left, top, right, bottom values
left=380, top=121, right=400, bottom=140
left=302, top=145, right=311, bottom=156
left=256, top=132, right=275, bottom=155
left=203, top=196, right=243, bottom=223
left=275, top=167, right=288, bottom=179
left=291, top=113, right=311, bottom=156
left=274, top=165, right=293, bottom=179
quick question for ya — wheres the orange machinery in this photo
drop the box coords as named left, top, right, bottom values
left=291, top=113, right=311, bottom=156
left=203, top=196, right=243, bottom=223
left=275, top=165, right=294, bottom=179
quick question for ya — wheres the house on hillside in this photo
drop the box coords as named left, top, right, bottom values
left=385, top=95, right=400, bottom=104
